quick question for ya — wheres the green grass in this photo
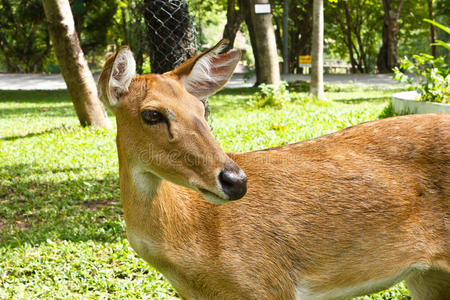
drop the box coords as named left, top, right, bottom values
left=0, top=86, right=409, bottom=299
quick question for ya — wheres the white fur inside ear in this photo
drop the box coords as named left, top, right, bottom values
left=181, top=44, right=237, bottom=99
left=108, top=48, right=136, bottom=105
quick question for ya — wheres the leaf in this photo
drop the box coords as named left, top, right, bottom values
left=423, top=18, right=450, bottom=34
left=431, top=40, right=450, bottom=50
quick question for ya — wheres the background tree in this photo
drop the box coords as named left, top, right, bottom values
left=113, top=0, right=149, bottom=73
left=396, top=0, right=429, bottom=60
left=188, top=0, right=226, bottom=46
left=222, top=0, right=244, bottom=51
left=240, top=0, right=280, bottom=85
left=1, top=0, right=441, bottom=76
left=377, top=0, right=404, bottom=73
left=71, top=0, right=119, bottom=59
left=42, top=0, right=111, bottom=129
left=326, top=0, right=382, bottom=73
left=272, top=0, right=313, bottom=74
left=0, top=0, right=50, bottom=73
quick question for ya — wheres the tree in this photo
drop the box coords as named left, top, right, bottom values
left=0, top=0, right=51, bottom=73
left=326, top=0, right=382, bottom=73
left=396, top=0, right=429, bottom=59
left=42, top=0, right=111, bottom=129
left=222, top=0, right=244, bottom=51
left=114, top=0, right=149, bottom=74
left=272, top=0, right=313, bottom=74
left=310, top=0, right=324, bottom=98
left=377, top=0, right=404, bottom=73
left=240, top=0, right=280, bottom=85
left=71, top=0, right=119, bottom=58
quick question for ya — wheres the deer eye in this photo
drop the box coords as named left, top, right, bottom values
left=141, top=110, right=164, bottom=125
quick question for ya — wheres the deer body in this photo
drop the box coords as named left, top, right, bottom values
left=99, top=41, right=450, bottom=299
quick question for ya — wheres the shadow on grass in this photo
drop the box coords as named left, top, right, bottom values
left=209, top=87, right=256, bottom=112
left=0, top=126, right=78, bottom=141
left=0, top=89, right=71, bottom=103
left=0, top=104, right=75, bottom=118
left=0, top=162, right=123, bottom=248
left=216, top=87, right=258, bottom=96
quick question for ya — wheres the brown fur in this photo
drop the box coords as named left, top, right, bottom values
left=98, top=43, right=450, bottom=300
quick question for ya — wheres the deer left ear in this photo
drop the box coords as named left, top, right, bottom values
left=168, top=39, right=241, bottom=100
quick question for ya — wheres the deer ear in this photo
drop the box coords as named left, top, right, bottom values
left=169, top=39, right=241, bottom=100
left=98, top=46, right=136, bottom=110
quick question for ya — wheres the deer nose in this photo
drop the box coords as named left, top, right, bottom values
left=218, top=169, right=247, bottom=200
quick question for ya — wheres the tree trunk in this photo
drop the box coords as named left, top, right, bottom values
left=291, top=0, right=313, bottom=74
left=222, top=0, right=244, bottom=52
left=42, top=0, right=111, bottom=129
left=427, top=0, right=437, bottom=58
left=339, top=1, right=358, bottom=73
left=271, top=0, right=312, bottom=74
left=310, top=0, right=325, bottom=99
left=376, top=0, right=404, bottom=73
left=240, top=0, right=280, bottom=85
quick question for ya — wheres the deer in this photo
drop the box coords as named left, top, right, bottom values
left=98, top=40, right=450, bottom=300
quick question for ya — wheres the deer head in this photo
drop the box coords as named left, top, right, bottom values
left=98, top=40, right=247, bottom=204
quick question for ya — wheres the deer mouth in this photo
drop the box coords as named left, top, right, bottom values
left=197, top=188, right=230, bottom=205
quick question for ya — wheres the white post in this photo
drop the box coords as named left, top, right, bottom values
left=310, top=0, right=325, bottom=99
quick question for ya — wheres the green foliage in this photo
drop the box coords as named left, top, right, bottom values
left=112, top=0, right=149, bottom=74
left=394, top=54, right=449, bottom=103
left=288, top=80, right=310, bottom=92
left=73, top=0, right=119, bottom=58
left=325, top=0, right=382, bottom=73
left=187, top=0, right=227, bottom=47
left=271, top=0, right=313, bottom=74
left=0, top=85, right=410, bottom=299
left=378, top=101, right=398, bottom=119
left=424, top=19, right=450, bottom=50
left=249, top=81, right=293, bottom=108
left=396, top=0, right=430, bottom=59
left=0, top=0, right=50, bottom=73
left=0, top=0, right=119, bottom=73
left=0, top=0, right=443, bottom=75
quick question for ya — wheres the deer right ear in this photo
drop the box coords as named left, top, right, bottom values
left=98, top=46, right=136, bottom=110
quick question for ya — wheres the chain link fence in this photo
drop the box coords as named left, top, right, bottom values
left=143, top=0, right=212, bottom=121
left=143, top=0, right=198, bottom=74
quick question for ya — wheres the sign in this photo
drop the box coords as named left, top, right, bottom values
left=254, top=4, right=272, bottom=14
left=299, top=56, right=312, bottom=65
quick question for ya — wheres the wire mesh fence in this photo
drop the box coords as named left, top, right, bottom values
left=143, top=0, right=198, bottom=74
left=143, top=0, right=212, bottom=120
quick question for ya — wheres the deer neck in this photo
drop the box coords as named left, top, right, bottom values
left=116, top=144, right=203, bottom=264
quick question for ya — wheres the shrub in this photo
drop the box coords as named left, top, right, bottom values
left=394, top=54, right=449, bottom=103
left=393, top=20, right=450, bottom=104
left=288, top=80, right=310, bottom=92
left=250, top=81, right=292, bottom=108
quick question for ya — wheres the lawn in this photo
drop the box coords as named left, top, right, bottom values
left=0, top=85, right=411, bottom=299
